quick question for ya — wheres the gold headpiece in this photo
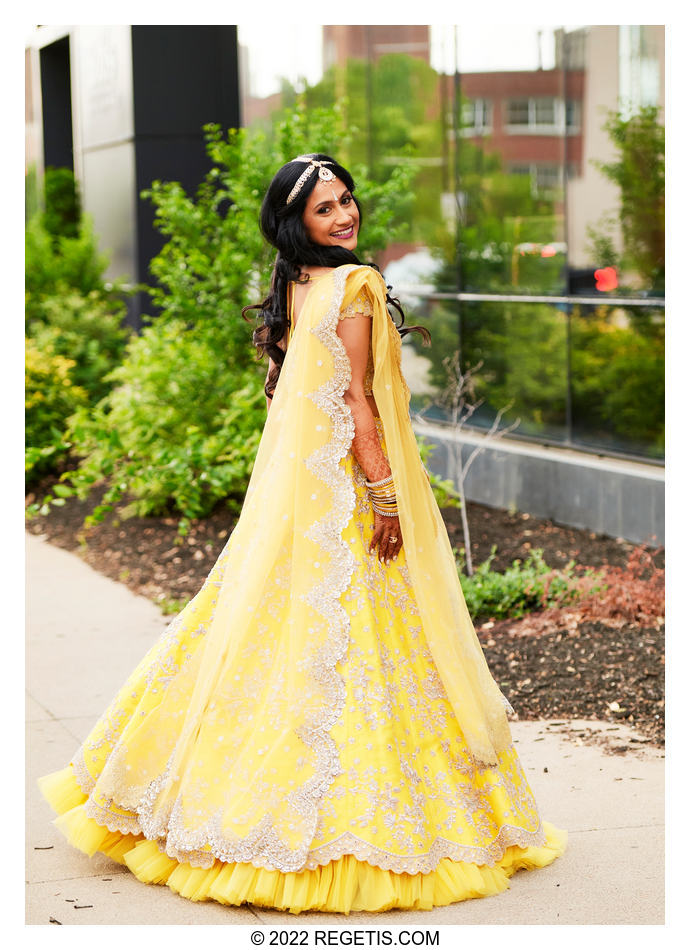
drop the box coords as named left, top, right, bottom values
left=286, top=156, right=336, bottom=205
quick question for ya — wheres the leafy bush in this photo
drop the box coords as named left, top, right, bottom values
left=25, top=166, right=132, bottom=486
left=25, top=214, right=112, bottom=320
left=576, top=545, right=664, bottom=626
left=25, top=337, right=87, bottom=480
left=570, top=307, right=664, bottom=455
left=30, top=106, right=417, bottom=530
left=28, top=290, right=129, bottom=403
left=43, top=166, right=81, bottom=241
left=455, top=546, right=601, bottom=622
left=62, top=320, right=265, bottom=525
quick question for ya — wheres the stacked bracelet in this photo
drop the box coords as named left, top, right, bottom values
left=365, top=473, right=399, bottom=517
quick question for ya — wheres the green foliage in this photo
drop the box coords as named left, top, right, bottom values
left=593, top=105, right=665, bottom=289
left=570, top=305, right=664, bottom=454
left=462, top=302, right=567, bottom=434
left=158, top=596, right=191, bottom=616
left=25, top=214, right=113, bottom=321
left=412, top=294, right=664, bottom=457
left=415, top=436, right=461, bottom=509
left=41, top=107, right=419, bottom=529
left=25, top=174, right=131, bottom=487
left=436, top=177, right=563, bottom=296
left=25, top=337, right=87, bottom=480
left=25, top=163, right=41, bottom=222
left=42, top=166, right=81, bottom=240
left=455, top=546, right=599, bottom=622
left=63, top=321, right=266, bottom=524
left=29, top=290, right=129, bottom=402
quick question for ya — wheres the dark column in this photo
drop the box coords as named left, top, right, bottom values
left=130, top=26, right=241, bottom=323
left=36, top=25, right=241, bottom=330
left=39, top=36, right=73, bottom=170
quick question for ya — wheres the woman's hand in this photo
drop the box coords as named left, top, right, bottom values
left=369, top=511, right=403, bottom=564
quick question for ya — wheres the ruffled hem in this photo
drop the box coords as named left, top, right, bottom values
left=38, top=766, right=567, bottom=915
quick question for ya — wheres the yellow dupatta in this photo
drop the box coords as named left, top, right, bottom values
left=78, top=264, right=512, bottom=874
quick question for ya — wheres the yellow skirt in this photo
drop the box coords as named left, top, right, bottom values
left=38, top=421, right=567, bottom=915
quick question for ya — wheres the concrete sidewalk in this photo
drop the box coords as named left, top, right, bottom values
left=26, top=532, right=665, bottom=925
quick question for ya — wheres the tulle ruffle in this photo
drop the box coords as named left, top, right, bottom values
left=39, top=765, right=567, bottom=915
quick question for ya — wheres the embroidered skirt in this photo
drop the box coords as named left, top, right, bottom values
left=38, top=418, right=566, bottom=914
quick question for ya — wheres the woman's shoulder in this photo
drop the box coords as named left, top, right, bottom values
left=342, top=263, right=387, bottom=293
left=339, top=265, right=386, bottom=317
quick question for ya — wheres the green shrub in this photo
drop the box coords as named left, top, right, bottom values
left=25, top=166, right=133, bottom=486
left=28, top=290, right=129, bottom=403
left=43, top=166, right=81, bottom=241
left=456, top=546, right=600, bottom=622
left=58, top=319, right=266, bottom=525
left=25, top=214, right=112, bottom=317
left=25, top=337, right=87, bottom=480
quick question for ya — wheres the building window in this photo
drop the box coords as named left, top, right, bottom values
left=505, top=97, right=579, bottom=134
left=534, top=97, right=557, bottom=125
left=461, top=98, right=493, bottom=135
left=506, top=98, right=531, bottom=126
left=508, top=162, right=564, bottom=196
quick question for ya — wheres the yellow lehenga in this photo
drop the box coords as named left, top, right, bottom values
left=38, top=264, right=566, bottom=914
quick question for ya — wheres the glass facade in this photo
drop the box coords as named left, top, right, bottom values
left=238, top=24, right=665, bottom=461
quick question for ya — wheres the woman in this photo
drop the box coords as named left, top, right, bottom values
left=38, top=154, right=567, bottom=915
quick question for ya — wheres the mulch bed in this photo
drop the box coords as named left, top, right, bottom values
left=479, top=620, right=664, bottom=749
left=26, top=483, right=664, bottom=750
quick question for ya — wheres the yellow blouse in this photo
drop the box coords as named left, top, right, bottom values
left=289, top=281, right=375, bottom=394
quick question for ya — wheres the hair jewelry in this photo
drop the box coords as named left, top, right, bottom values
left=286, top=156, right=336, bottom=205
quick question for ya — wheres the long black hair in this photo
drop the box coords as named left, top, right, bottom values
left=242, top=153, right=431, bottom=398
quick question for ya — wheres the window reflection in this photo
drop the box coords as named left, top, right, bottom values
left=237, top=23, right=664, bottom=460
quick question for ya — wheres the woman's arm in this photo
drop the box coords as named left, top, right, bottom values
left=337, top=311, right=402, bottom=564
left=336, top=312, right=390, bottom=481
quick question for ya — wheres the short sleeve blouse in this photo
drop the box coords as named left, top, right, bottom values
left=338, top=285, right=375, bottom=395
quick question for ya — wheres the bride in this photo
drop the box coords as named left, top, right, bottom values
left=38, top=153, right=567, bottom=914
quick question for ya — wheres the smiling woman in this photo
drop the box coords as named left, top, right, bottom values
left=38, top=152, right=566, bottom=916
left=302, top=177, right=360, bottom=249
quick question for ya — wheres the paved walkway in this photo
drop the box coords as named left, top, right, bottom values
left=26, top=532, right=665, bottom=925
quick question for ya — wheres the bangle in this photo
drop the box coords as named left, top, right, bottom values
left=372, top=502, right=399, bottom=517
left=366, top=471, right=397, bottom=517
left=365, top=473, right=394, bottom=489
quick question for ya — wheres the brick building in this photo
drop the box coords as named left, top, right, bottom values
left=322, top=25, right=430, bottom=68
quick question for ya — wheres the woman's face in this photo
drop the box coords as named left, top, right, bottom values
left=302, top=176, right=359, bottom=251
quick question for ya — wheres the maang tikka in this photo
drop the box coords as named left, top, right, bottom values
left=286, top=156, right=336, bottom=205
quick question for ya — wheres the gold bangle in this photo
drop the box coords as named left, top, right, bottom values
left=366, top=474, right=394, bottom=489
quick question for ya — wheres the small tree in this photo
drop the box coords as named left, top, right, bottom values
left=416, top=354, right=519, bottom=576
left=588, top=105, right=664, bottom=290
